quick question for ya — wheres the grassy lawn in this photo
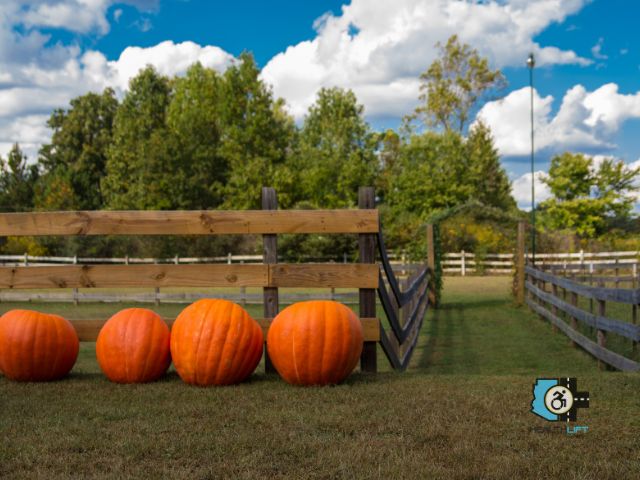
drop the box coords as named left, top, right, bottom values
left=2, top=277, right=639, bottom=479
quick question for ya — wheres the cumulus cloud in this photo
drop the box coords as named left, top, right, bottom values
left=511, top=171, right=552, bottom=209
left=12, top=0, right=158, bottom=35
left=262, top=0, right=591, bottom=119
left=477, top=84, right=640, bottom=157
left=0, top=38, right=235, bottom=160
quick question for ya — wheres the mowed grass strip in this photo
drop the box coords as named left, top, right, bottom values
left=2, top=277, right=639, bottom=479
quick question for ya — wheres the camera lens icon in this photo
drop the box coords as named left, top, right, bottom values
left=544, top=386, right=574, bottom=415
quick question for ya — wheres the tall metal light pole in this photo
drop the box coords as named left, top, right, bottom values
left=527, top=53, right=536, bottom=264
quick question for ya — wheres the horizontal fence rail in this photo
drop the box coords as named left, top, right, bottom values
left=0, top=264, right=379, bottom=289
left=524, top=265, right=640, bottom=372
left=0, top=209, right=379, bottom=236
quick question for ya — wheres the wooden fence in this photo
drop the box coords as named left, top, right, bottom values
left=0, top=187, right=434, bottom=373
left=516, top=224, right=640, bottom=372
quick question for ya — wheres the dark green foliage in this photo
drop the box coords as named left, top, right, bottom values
left=0, top=144, right=38, bottom=212
left=294, top=87, right=379, bottom=208
left=38, top=88, right=118, bottom=210
left=540, top=152, right=640, bottom=238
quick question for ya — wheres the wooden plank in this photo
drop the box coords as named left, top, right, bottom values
left=72, top=317, right=380, bottom=342
left=262, top=187, right=278, bottom=374
left=597, top=284, right=607, bottom=371
left=526, top=281, right=640, bottom=341
left=526, top=299, right=640, bottom=372
left=0, top=290, right=360, bottom=304
left=0, top=210, right=379, bottom=236
left=359, top=186, right=378, bottom=373
left=0, top=264, right=269, bottom=289
left=0, top=264, right=378, bottom=289
left=526, top=266, right=638, bottom=304
left=269, top=264, right=378, bottom=288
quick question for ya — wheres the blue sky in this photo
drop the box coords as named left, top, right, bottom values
left=1, top=0, right=639, bottom=208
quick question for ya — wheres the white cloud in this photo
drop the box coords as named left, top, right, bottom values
left=0, top=39, right=235, bottom=161
left=591, top=37, right=607, bottom=60
left=477, top=84, right=640, bottom=156
left=511, top=171, right=552, bottom=209
left=12, top=1, right=158, bottom=35
left=263, top=0, right=591, bottom=120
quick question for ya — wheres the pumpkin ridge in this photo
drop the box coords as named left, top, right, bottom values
left=136, top=310, right=155, bottom=381
left=191, top=302, right=211, bottom=385
left=291, top=314, right=301, bottom=385
left=122, top=311, right=133, bottom=382
left=319, top=301, right=330, bottom=385
left=214, top=301, right=237, bottom=384
left=145, top=314, right=165, bottom=381
left=202, top=300, right=224, bottom=385
left=27, top=311, right=39, bottom=380
left=223, top=304, right=248, bottom=384
left=47, top=314, right=61, bottom=380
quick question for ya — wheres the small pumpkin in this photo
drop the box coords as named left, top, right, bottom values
left=96, top=308, right=171, bottom=383
left=0, top=309, right=79, bottom=381
left=267, top=300, right=363, bottom=386
left=170, top=299, right=263, bottom=386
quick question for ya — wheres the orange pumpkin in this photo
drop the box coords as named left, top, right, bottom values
left=267, top=301, right=363, bottom=386
left=170, top=299, right=263, bottom=386
left=96, top=308, right=171, bottom=383
left=0, top=309, right=79, bottom=381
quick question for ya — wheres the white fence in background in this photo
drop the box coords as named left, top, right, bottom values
left=0, top=249, right=638, bottom=277
left=442, top=250, right=640, bottom=276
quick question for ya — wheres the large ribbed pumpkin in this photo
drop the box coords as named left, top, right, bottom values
left=267, top=301, right=363, bottom=386
left=96, top=308, right=171, bottom=383
left=0, top=309, right=79, bottom=381
left=170, top=299, right=263, bottom=386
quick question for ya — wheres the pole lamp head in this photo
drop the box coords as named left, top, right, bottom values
left=527, top=53, right=535, bottom=69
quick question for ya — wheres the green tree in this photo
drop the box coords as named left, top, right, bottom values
left=466, top=121, right=516, bottom=211
left=540, top=152, right=640, bottom=238
left=218, top=53, right=296, bottom=209
left=102, top=66, right=175, bottom=209
left=376, top=129, right=401, bottom=203
left=412, top=35, right=505, bottom=133
left=295, top=87, right=378, bottom=208
left=388, top=130, right=470, bottom=219
left=37, top=88, right=118, bottom=210
left=166, top=62, right=227, bottom=208
left=0, top=144, right=39, bottom=212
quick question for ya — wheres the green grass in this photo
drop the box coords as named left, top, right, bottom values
left=2, top=278, right=639, bottom=479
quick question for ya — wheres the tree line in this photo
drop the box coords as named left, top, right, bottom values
left=1, top=37, right=637, bottom=258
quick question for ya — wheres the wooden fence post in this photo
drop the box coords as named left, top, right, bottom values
left=426, top=224, right=436, bottom=306
left=551, top=283, right=559, bottom=333
left=570, top=291, right=578, bottom=348
left=516, top=221, right=525, bottom=305
left=461, top=249, right=466, bottom=277
left=359, top=187, right=377, bottom=373
left=597, top=280, right=607, bottom=370
left=73, top=255, right=79, bottom=306
left=262, top=187, right=279, bottom=374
